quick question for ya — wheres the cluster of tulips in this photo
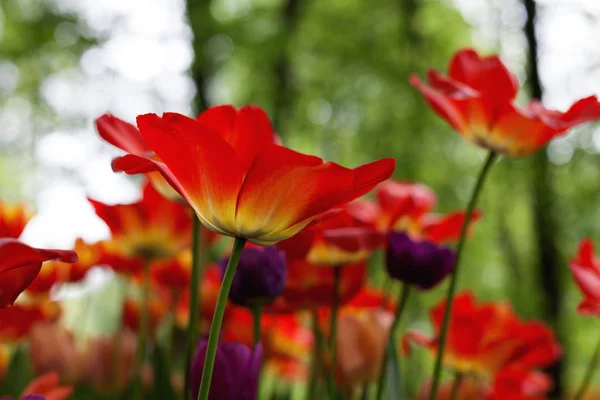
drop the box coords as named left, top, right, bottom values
left=3, top=48, right=600, bottom=400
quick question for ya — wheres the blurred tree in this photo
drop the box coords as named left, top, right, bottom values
left=0, top=0, right=92, bottom=200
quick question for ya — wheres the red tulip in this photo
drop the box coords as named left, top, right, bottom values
left=0, top=238, right=77, bottom=307
left=111, top=105, right=395, bottom=245
left=265, top=258, right=366, bottom=313
left=402, top=291, right=561, bottom=378
left=569, top=239, right=600, bottom=316
left=347, top=180, right=480, bottom=243
left=21, top=372, right=73, bottom=400
left=411, top=48, right=600, bottom=156
left=90, top=181, right=192, bottom=275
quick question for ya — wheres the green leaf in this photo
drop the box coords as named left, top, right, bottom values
left=0, top=346, right=34, bottom=398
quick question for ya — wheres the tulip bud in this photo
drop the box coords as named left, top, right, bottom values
left=190, top=339, right=262, bottom=400
left=219, top=246, right=286, bottom=306
left=385, top=232, right=455, bottom=290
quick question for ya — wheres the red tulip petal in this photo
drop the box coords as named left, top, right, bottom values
left=96, top=114, right=152, bottom=154
left=401, top=330, right=434, bottom=356
left=0, top=239, right=77, bottom=307
left=236, top=144, right=393, bottom=244
left=197, top=105, right=275, bottom=171
left=322, top=227, right=384, bottom=253
left=136, top=113, right=243, bottom=235
left=421, top=209, right=482, bottom=243
left=448, top=48, right=518, bottom=106
left=409, top=75, right=468, bottom=133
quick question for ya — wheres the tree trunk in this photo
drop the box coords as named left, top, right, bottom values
left=523, top=0, right=563, bottom=397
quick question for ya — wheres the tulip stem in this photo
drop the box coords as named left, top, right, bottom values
left=184, top=215, right=204, bottom=398
left=449, top=372, right=464, bottom=400
left=428, top=150, right=497, bottom=400
left=252, top=304, right=262, bottom=346
left=375, top=284, right=411, bottom=400
left=134, top=260, right=151, bottom=400
left=573, top=330, right=600, bottom=400
left=197, top=236, right=247, bottom=400
left=308, top=311, right=324, bottom=400
left=327, top=266, right=342, bottom=398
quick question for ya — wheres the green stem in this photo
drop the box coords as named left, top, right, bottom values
left=184, top=215, right=204, bottom=398
left=375, top=284, right=411, bottom=400
left=308, top=311, right=324, bottom=400
left=197, top=237, right=247, bottom=400
left=449, top=372, right=463, bottom=400
left=134, top=260, right=151, bottom=400
left=328, top=266, right=342, bottom=398
left=428, top=150, right=497, bottom=400
left=251, top=304, right=262, bottom=346
left=573, top=330, right=600, bottom=400
left=360, top=383, right=369, bottom=400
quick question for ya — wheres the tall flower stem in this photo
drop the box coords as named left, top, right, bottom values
left=184, top=215, right=204, bottom=398
left=375, top=284, right=411, bottom=400
left=134, top=260, right=151, bottom=400
left=197, top=237, right=247, bottom=400
left=251, top=304, right=262, bottom=346
left=308, top=311, right=324, bottom=400
left=449, top=372, right=464, bottom=400
left=428, top=150, right=497, bottom=400
left=327, top=266, right=342, bottom=397
left=573, top=330, right=600, bottom=400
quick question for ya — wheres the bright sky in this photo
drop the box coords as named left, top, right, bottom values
left=17, top=0, right=600, bottom=248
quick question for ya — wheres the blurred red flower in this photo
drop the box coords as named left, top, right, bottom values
left=278, top=205, right=384, bottom=266
left=0, top=303, right=58, bottom=342
left=0, top=238, right=77, bottom=307
left=0, top=200, right=33, bottom=239
left=21, top=372, right=73, bottom=400
left=347, top=180, right=480, bottom=243
left=265, top=257, right=366, bottom=313
left=121, top=284, right=170, bottom=337
left=402, top=291, right=561, bottom=377
left=221, top=308, right=311, bottom=383
left=410, top=48, right=600, bottom=157
left=89, top=182, right=192, bottom=275
left=111, top=105, right=395, bottom=245
left=419, top=368, right=550, bottom=400
left=569, top=238, right=600, bottom=316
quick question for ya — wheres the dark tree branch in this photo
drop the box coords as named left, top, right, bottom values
left=186, top=0, right=212, bottom=113
left=524, top=0, right=564, bottom=397
left=271, top=0, right=302, bottom=133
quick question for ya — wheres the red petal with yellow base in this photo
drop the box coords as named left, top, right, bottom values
left=411, top=48, right=600, bottom=157
left=112, top=105, right=395, bottom=245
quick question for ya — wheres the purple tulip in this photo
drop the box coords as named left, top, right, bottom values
left=0, top=397, right=45, bottom=400
left=385, top=232, right=456, bottom=290
left=219, top=246, right=286, bottom=306
left=190, top=339, right=262, bottom=400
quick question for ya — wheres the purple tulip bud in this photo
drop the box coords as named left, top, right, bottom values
left=219, top=246, right=286, bottom=306
left=385, top=232, right=455, bottom=290
left=190, top=339, right=262, bottom=400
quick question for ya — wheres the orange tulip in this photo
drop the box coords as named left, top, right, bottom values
left=112, top=105, right=395, bottom=245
